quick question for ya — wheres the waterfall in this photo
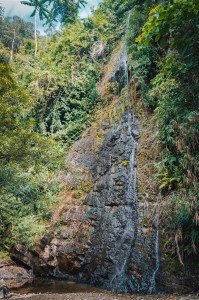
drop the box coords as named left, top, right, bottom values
left=149, top=209, right=160, bottom=294
left=149, top=227, right=160, bottom=294
left=124, top=9, right=138, bottom=205
left=124, top=8, right=161, bottom=294
left=120, top=8, right=160, bottom=294
left=109, top=9, right=139, bottom=292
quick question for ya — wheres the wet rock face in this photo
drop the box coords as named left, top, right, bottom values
left=99, top=43, right=129, bottom=97
left=11, top=106, right=199, bottom=294
left=59, top=109, right=140, bottom=292
left=79, top=112, right=139, bottom=291
left=12, top=109, right=143, bottom=292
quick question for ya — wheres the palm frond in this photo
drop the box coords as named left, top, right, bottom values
left=78, top=0, right=87, bottom=8
left=20, top=1, right=35, bottom=6
left=40, top=0, right=49, bottom=4
left=41, top=6, right=50, bottom=13
left=30, top=9, right=37, bottom=17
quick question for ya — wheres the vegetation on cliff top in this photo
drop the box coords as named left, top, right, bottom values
left=0, top=0, right=198, bottom=266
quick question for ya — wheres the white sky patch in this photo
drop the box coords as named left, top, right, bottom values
left=79, top=0, right=101, bottom=18
left=1, top=0, right=47, bottom=33
left=2, top=0, right=34, bottom=20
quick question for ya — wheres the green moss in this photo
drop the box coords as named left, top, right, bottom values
left=81, top=182, right=94, bottom=193
left=96, top=132, right=104, bottom=140
left=73, top=189, right=84, bottom=199
left=59, top=217, right=69, bottom=226
left=166, top=257, right=180, bottom=274
left=0, top=250, right=10, bottom=260
left=121, top=160, right=129, bottom=167
left=69, top=181, right=94, bottom=199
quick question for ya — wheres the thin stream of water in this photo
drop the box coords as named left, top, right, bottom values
left=149, top=226, right=160, bottom=294
left=121, top=8, right=160, bottom=293
left=110, top=10, right=138, bottom=292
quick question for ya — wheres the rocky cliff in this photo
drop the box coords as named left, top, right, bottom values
left=11, top=43, right=159, bottom=293
left=11, top=42, right=199, bottom=294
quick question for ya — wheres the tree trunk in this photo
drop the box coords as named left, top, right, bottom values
left=10, top=29, right=16, bottom=63
left=34, top=10, right=38, bottom=56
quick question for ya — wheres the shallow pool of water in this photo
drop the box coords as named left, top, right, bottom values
left=13, top=278, right=101, bottom=295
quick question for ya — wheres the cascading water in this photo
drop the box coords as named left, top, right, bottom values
left=59, top=9, right=158, bottom=293
left=109, top=10, right=139, bottom=292
left=80, top=15, right=140, bottom=288
left=149, top=209, right=160, bottom=294
left=112, top=8, right=160, bottom=293
left=149, top=227, right=160, bottom=294
left=123, top=9, right=161, bottom=294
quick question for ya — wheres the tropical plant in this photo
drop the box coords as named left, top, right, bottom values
left=0, top=58, right=62, bottom=249
left=48, top=0, right=87, bottom=24
left=20, top=0, right=50, bottom=56
left=129, top=0, right=199, bottom=261
left=0, top=16, right=34, bottom=61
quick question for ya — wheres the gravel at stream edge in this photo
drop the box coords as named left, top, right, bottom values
left=10, top=292, right=199, bottom=300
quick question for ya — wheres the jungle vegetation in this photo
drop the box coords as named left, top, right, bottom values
left=0, top=0, right=198, bottom=265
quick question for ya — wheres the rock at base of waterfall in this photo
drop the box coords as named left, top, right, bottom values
left=0, top=259, right=32, bottom=289
left=0, top=280, right=11, bottom=299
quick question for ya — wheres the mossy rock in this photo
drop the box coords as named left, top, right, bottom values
left=121, top=160, right=129, bottom=167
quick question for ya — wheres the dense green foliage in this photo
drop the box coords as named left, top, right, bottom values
left=0, top=0, right=128, bottom=251
left=0, top=5, right=60, bottom=250
left=127, top=0, right=199, bottom=261
left=48, top=0, right=87, bottom=24
left=13, top=0, right=129, bottom=145
left=0, top=16, right=34, bottom=55
left=0, top=59, right=61, bottom=248
left=0, top=0, right=198, bottom=264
